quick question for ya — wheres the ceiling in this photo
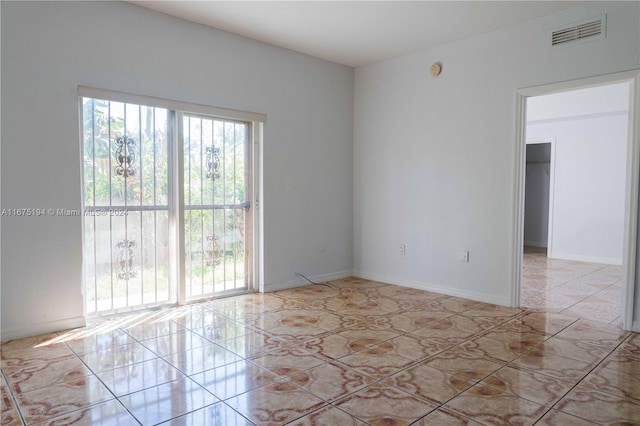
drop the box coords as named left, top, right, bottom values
left=130, top=1, right=582, bottom=67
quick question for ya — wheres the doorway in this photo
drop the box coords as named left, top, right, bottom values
left=514, top=71, right=640, bottom=331
left=80, top=94, right=258, bottom=316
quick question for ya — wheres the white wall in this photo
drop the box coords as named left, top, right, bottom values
left=353, top=2, right=640, bottom=306
left=1, top=2, right=354, bottom=339
left=527, top=113, right=628, bottom=264
left=524, top=143, right=551, bottom=248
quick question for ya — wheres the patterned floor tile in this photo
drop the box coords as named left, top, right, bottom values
left=444, top=384, right=548, bottom=426
left=412, top=407, right=484, bottom=425
left=555, top=385, right=640, bottom=425
left=225, top=380, right=326, bottom=426
left=189, top=360, right=277, bottom=400
left=157, top=401, right=253, bottom=425
left=288, top=362, right=375, bottom=402
left=286, top=405, right=367, bottom=426
left=385, top=362, right=474, bottom=405
left=79, top=342, right=158, bottom=373
left=118, top=377, right=218, bottom=425
left=250, top=347, right=326, bottom=378
left=424, top=347, right=506, bottom=382
left=481, top=365, right=574, bottom=405
left=15, top=375, right=113, bottom=425
left=163, top=343, right=240, bottom=376
left=4, top=355, right=91, bottom=394
left=97, top=357, right=184, bottom=396
left=334, top=383, right=437, bottom=425
left=31, top=400, right=137, bottom=426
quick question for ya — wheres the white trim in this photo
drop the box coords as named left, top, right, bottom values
left=527, top=109, right=628, bottom=126
left=1, top=316, right=86, bottom=342
left=623, top=73, right=640, bottom=330
left=514, top=69, right=640, bottom=331
left=263, top=271, right=353, bottom=293
left=352, top=271, right=511, bottom=307
left=632, top=320, right=640, bottom=333
left=550, top=253, right=622, bottom=266
left=78, top=86, right=266, bottom=123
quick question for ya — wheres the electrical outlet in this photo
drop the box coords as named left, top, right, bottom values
left=461, top=250, right=470, bottom=262
left=320, top=243, right=327, bottom=253
left=400, top=244, right=406, bottom=256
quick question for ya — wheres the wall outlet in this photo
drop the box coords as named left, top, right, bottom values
left=400, top=244, right=406, bottom=256
left=461, top=250, right=470, bottom=262
left=320, top=243, right=327, bottom=253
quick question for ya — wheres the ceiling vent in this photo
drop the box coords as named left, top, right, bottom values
left=551, top=15, right=606, bottom=46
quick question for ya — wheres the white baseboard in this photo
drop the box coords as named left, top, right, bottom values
left=352, top=270, right=511, bottom=307
left=550, top=252, right=622, bottom=265
left=1, top=316, right=86, bottom=342
left=263, top=270, right=353, bottom=293
left=631, top=320, right=640, bottom=333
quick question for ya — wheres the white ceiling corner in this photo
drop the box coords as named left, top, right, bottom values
left=129, top=1, right=583, bottom=67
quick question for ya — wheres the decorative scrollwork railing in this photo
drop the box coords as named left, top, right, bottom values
left=114, top=136, right=136, bottom=177
left=205, top=146, right=221, bottom=180
left=116, top=239, right=137, bottom=280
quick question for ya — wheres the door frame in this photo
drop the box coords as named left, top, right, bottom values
left=511, top=70, right=640, bottom=331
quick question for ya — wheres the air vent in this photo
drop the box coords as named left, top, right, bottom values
left=551, top=15, right=606, bottom=46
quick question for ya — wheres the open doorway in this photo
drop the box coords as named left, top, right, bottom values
left=515, top=74, right=639, bottom=329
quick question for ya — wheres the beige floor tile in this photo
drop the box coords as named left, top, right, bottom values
left=554, top=319, right=630, bottom=349
left=139, top=329, right=211, bottom=356
left=334, top=383, right=438, bottom=425
left=536, top=409, right=598, bottom=425
left=250, top=347, right=326, bottom=378
left=216, top=330, right=290, bottom=358
left=425, top=347, right=506, bottom=382
left=512, top=351, right=592, bottom=381
left=289, top=362, right=375, bottom=402
left=15, top=375, right=113, bottom=424
left=64, top=328, right=137, bottom=355
left=445, top=384, right=548, bottom=426
left=1, top=343, right=76, bottom=370
left=1, top=380, right=23, bottom=426
left=499, top=312, right=576, bottom=335
left=163, top=342, right=240, bottom=376
left=97, top=357, right=184, bottom=396
left=412, top=407, right=486, bottom=425
left=32, top=400, right=137, bottom=426
left=336, top=340, right=416, bottom=379
left=481, top=365, right=574, bottom=406
left=119, top=376, right=218, bottom=425
left=580, top=366, right=640, bottom=403
left=458, top=335, right=539, bottom=363
left=226, top=380, right=326, bottom=426
left=530, top=337, right=611, bottom=365
left=78, top=342, right=158, bottom=373
left=4, top=355, right=91, bottom=394
left=157, top=401, right=253, bottom=425
left=385, top=362, right=473, bottom=405
left=189, top=360, right=277, bottom=400
left=601, top=350, right=640, bottom=377
left=287, top=405, right=367, bottom=426
left=555, top=385, right=640, bottom=425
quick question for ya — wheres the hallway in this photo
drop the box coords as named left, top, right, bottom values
left=522, top=246, right=623, bottom=324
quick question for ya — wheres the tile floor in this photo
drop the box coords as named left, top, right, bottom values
left=1, top=276, right=638, bottom=425
left=522, top=246, right=623, bottom=325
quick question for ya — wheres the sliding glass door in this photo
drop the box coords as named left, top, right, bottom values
left=81, top=97, right=253, bottom=316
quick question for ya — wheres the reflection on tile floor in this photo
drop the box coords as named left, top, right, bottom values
left=522, top=246, right=623, bottom=324
left=1, top=276, right=638, bottom=425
